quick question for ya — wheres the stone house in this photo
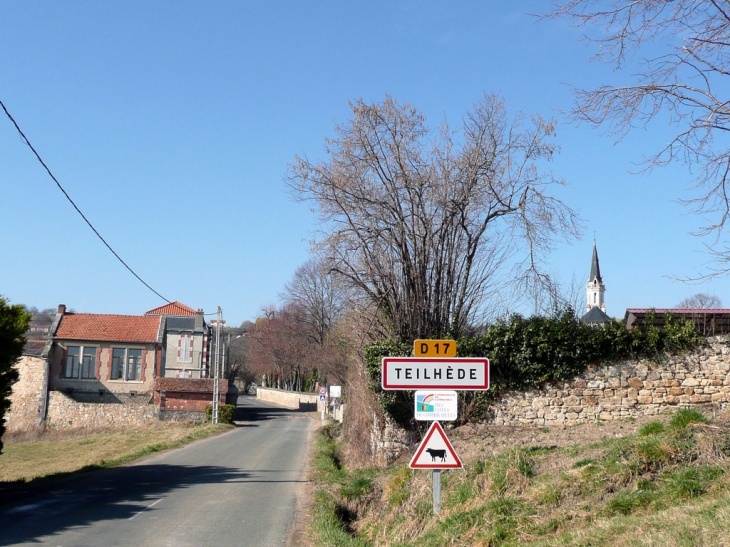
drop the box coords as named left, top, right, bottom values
left=145, top=301, right=211, bottom=379
left=5, top=303, right=227, bottom=431
left=49, top=305, right=164, bottom=397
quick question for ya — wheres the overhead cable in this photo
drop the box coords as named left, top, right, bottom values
left=0, top=99, right=171, bottom=304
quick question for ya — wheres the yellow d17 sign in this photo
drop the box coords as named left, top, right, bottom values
left=414, top=339, right=457, bottom=357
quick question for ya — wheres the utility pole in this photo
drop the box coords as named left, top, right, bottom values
left=212, top=306, right=221, bottom=424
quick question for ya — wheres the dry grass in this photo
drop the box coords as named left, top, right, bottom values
left=0, top=422, right=231, bottom=482
left=310, top=409, right=730, bottom=547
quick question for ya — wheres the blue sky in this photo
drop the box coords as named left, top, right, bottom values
left=1, top=1, right=726, bottom=327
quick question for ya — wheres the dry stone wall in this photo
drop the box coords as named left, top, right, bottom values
left=491, top=336, right=730, bottom=426
left=5, top=356, right=48, bottom=432
left=45, top=391, right=158, bottom=430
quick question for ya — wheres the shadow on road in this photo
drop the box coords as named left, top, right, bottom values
left=235, top=396, right=315, bottom=423
left=0, top=463, right=251, bottom=546
left=0, top=396, right=316, bottom=545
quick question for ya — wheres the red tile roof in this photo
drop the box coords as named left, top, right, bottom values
left=55, top=314, right=161, bottom=343
left=145, top=301, right=197, bottom=316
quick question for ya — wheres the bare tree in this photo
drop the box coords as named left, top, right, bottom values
left=549, top=0, right=730, bottom=278
left=676, top=292, right=723, bottom=309
left=288, top=94, right=581, bottom=342
left=281, top=258, right=347, bottom=345
left=247, top=305, right=309, bottom=390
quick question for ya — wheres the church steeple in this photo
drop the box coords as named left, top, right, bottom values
left=586, top=240, right=606, bottom=313
left=589, top=241, right=602, bottom=284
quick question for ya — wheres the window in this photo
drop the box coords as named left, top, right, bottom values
left=112, top=348, right=143, bottom=381
left=81, top=347, right=96, bottom=379
left=64, top=345, right=97, bottom=379
left=178, top=336, right=192, bottom=363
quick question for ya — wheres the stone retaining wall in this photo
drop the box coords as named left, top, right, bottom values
left=491, top=336, right=730, bottom=426
left=158, top=409, right=206, bottom=423
left=256, top=387, right=320, bottom=411
left=45, top=391, right=158, bottom=430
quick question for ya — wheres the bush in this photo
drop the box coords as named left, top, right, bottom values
left=0, top=297, right=31, bottom=455
left=205, top=404, right=236, bottom=424
left=364, top=307, right=702, bottom=428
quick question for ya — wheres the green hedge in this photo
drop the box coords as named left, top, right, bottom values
left=365, top=309, right=702, bottom=428
left=205, top=403, right=236, bottom=424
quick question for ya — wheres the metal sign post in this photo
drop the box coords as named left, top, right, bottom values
left=433, top=469, right=441, bottom=514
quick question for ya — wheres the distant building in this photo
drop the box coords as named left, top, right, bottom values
left=580, top=241, right=611, bottom=326
left=624, top=308, right=730, bottom=336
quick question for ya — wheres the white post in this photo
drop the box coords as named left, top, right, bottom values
left=212, top=307, right=221, bottom=424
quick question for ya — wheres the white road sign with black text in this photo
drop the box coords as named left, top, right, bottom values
left=382, top=357, right=489, bottom=390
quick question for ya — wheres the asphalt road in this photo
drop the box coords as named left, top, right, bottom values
left=0, top=397, right=315, bottom=547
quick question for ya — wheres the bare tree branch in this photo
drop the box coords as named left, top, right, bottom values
left=288, top=94, right=581, bottom=342
left=548, top=0, right=730, bottom=276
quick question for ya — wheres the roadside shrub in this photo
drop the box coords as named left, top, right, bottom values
left=364, top=307, right=701, bottom=428
left=669, top=408, right=710, bottom=431
left=204, top=404, right=236, bottom=424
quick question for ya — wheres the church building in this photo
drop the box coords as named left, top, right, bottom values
left=580, top=241, right=611, bottom=325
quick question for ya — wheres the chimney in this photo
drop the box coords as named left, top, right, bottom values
left=58, top=304, right=66, bottom=315
left=195, top=308, right=204, bottom=328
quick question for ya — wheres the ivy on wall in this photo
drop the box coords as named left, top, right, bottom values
left=365, top=309, right=702, bottom=428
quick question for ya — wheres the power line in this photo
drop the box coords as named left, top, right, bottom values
left=1, top=99, right=171, bottom=304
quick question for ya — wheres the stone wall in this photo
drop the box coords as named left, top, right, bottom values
left=491, top=336, right=730, bottom=426
left=256, top=387, right=320, bottom=411
left=5, top=356, right=48, bottom=432
left=45, top=391, right=158, bottom=430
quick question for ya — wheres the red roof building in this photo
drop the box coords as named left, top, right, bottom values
left=145, top=301, right=197, bottom=316
left=55, top=313, right=162, bottom=343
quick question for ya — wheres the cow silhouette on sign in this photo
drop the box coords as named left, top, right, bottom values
left=425, top=448, right=447, bottom=462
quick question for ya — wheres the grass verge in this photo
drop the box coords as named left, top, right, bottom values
left=308, top=409, right=730, bottom=547
left=0, top=422, right=233, bottom=483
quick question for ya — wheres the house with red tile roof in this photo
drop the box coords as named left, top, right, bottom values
left=49, top=304, right=164, bottom=395
left=145, top=302, right=212, bottom=379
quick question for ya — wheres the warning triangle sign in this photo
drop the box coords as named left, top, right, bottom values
left=409, top=421, right=463, bottom=469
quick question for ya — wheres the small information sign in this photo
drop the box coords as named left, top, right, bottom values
left=415, top=390, right=458, bottom=421
left=329, top=385, right=342, bottom=398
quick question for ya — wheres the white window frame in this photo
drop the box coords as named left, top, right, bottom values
left=63, top=345, right=97, bottom=380
left=177, top=335, right=193, bottom=363
left=111, top=347, right=144, bottom=381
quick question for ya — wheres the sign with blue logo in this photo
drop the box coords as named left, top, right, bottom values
left=414, top=390, right=458, bottom=421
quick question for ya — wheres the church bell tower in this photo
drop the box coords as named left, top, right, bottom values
left=586, top=241, right=606, bottom=314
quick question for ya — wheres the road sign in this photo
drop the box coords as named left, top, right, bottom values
left=414, top=339, right=457, bottom=357
left=409, top=421, right=462, bottom=469
left=415, top=390, right=458, bottom=421
left=319, top=394, right=326, bottom=402
left=382, top=357, right=489, bottom=390
left=329, top=385, right=342, bottom=398
left=318, top=386, right=327, bottom=396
